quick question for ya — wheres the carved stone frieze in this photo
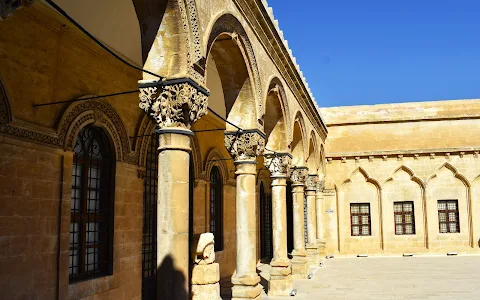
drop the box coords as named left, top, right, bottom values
left=0, top=0, right=34, bottom=21
left=139, top=78, right=208, bottom=129
left=290, top=166, right=308, bottom=184
left=224, top=129, right=265, bottom=161
left=305, top=175, right=318, bottom=191
left=264, top=152, right=292, bottom=177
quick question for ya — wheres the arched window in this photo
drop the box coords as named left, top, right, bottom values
left=210, top=166, right=223, bottom=251
left=69, top=126, right=114, bottom=282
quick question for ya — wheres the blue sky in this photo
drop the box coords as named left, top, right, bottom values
left=269, top=0, right=480, bottom=107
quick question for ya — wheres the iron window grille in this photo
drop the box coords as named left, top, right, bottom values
left=210, top=166, right=224, bottom=251
left=438, top=200, right=460, bottom=233
left=69, top=126, right=114, bottom=282
left=350, top=203, right=371, bottom=236
left=394, top=201, right=415, bottom=235
left=259, top=182, right=272, bottom=259
left=142, top=132, right=159, bottom=299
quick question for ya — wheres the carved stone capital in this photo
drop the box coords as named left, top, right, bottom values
left=306, top=175, right=318, bottom=191
left=1, top=0, right=34, bottom=21
left=316, top=180, right=325, bottom=192
left=290, top=166, right=308, bottom=184
left=138, top=78, right=208, bottom=129
left=224, top=129, right=265, bottom=161
left=264, top=152, right=292, bottom=177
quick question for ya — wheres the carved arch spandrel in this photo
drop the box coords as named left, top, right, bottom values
left=205, top=13, right=263, bottom=127
left=426, top=162, right=471, bottom=189
left=141, top=0, right=205, bottom=83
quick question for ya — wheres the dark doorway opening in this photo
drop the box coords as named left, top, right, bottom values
left=259, top=182, right=273, bottom=260
left=286, top=181, right=294, bottom=254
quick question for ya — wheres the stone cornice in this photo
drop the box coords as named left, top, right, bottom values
left=232, top=0, right=328, bottom=141
left=327, top=147, right=480, bottom=162
left=325, top=114, right=480, bottom=127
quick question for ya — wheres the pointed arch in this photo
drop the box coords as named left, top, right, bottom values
left=384, top=165, right=425, bottom=189
left=291, top=111, right=308, bottom=166
left=263, top=76, right=291, bottom=152
left=205, top=13, right=262, bottom=129
left=319, top=144, right=326, bottom=179
left=427, top=162, right=470, bottom=188
left=204, top=148, right=229, bottom=185
left=306, top=130, right=320, bottom=174
left=342, top=166, right=381, bottom=189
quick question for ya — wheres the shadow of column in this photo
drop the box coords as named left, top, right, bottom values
left=157, top=255, right=188, bottom=300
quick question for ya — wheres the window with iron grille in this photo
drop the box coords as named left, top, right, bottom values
left=142, top=133, right=159, bottom=299
left=350, top=203, right=371, bottom=236
left=210, top=166, right=223, bottom=251
left=69, top=126, right=114, bottom=282
left=438, top=200, right=460, bottom=233
left=259, top=182, right=272, bottom=259
left=394, top=201, right=415, bottom=235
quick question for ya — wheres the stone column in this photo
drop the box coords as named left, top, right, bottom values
left=225, top=129, right=265, bottom=300
left=289, top=166, right=308, bottom=279
left=263, top=153, right=292, bottom=296
left=315, top=182, right=326, bottom=255
left=305, top=175, right=319, bottom=266
left=139, top=78, right=208, bottom=300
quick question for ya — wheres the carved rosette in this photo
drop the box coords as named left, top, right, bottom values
left=306, top=175, right=318, bottom=191
left=138, top=78, right=208, bottom=129
left=264, top=153, right=292, bottom=177
left=290, top=166, right=308, bottom=184
left=0, top=0, right=34, bottom=20
left=224, top=129, right=265, bottom=161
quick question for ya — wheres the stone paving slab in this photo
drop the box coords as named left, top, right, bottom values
left=265, top=256, right=480, bottom=300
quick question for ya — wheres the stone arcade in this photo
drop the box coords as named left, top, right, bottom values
left=0, top=1, right=480, bottom=300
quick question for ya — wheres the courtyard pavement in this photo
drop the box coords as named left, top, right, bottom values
left=263, top=255, right=480, bottom=300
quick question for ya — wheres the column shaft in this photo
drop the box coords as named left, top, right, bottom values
left=156, top=130, right=192, bottom=300
left=315, top=190, right=326, bottom=253
left=305, top=188, right=320, bottom=266
left=291, top=183, right=308, bottom=278
left=232, top=162, right=262, bottom=299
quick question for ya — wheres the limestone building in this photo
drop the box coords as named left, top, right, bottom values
left=0, top=1, right=479, bottom=300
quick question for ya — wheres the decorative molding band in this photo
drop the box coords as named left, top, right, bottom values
left=327, top=147, right=480, bottom=161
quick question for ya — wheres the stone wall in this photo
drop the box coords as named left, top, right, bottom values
left=322, top=100, right=480, bottom=256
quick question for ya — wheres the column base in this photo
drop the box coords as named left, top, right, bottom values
left=268, top=264, right=292, bottom=296
left=306, top=244, right=320, bottom=267
left=317, top=240, right=327, bottom=256
left=231, top=275, right=262, bottom=299
left=291, top=251, right=308, bottom=279
left=191, top=283, right=221, bottom=300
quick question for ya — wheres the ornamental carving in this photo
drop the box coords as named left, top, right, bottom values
left=139, top=79, right=208, bottom=129
left=316, top=180, right=325, bottom=192
left=264, top=153, right=292, bottom=176
left=224, top=129, right=265, bottom=161
left=290, top=167, right=308, bottom=184
left=0, top=0, right=34, bottom=21
left=306, top=175, right=318, bottom=191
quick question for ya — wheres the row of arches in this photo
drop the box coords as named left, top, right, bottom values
left=330, top=164, right=480, bottom=254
